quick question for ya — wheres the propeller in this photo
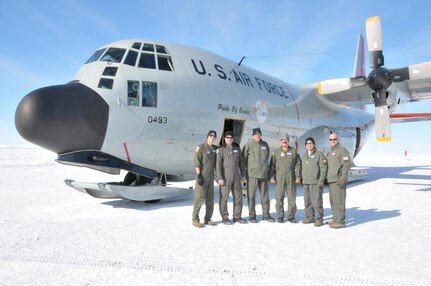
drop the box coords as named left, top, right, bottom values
left=366, top=16, right=391, bottom=141
left=318, top=16, right=431, bottom=141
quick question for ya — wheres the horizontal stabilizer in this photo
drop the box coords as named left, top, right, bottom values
left=390, top=112, right=431, bottom=123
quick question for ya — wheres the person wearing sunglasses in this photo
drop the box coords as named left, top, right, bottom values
left=326, top=133, right=351, bottom=229
left=216, top=131, right=247, bottom=225
left=192, top=130, right=218, bottom=228
left=300, top=137, right=327, bottom=227
left=269, top=134, right=302, bottom=223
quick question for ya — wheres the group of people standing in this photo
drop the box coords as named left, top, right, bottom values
left=191, top=128, right=351, bottom=229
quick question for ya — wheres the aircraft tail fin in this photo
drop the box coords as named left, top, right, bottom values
left=352, top=34, right=366, bottom=77
left=352, top=34, right=367, bottom=111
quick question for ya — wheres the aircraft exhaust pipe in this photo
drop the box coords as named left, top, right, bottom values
left=15, top=82, right=109, bottom=154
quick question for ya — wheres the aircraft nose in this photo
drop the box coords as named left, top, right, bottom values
left=15, top=82, right=109, bottom=154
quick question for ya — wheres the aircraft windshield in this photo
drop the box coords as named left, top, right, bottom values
left=85, top=48, right=107, bottom=64
left=100, top=48, right=126, bottom=63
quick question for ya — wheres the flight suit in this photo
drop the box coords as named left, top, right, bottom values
left=216, top=145, right=246, bottom=220
left=301, top=148, right=327, bottom=222
left=192, top=142, right=218, bottom=223
left=269, top=146, right=301, bottom=220
left=326, top=144, right=351, bottom=225
left=242, top=139, right=271, bottom=220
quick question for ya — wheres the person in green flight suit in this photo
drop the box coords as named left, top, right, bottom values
left=326, top=133, right=351, bottom=229
left=216, top=131, right=247, bottom=225
left=242, top=128, right=275, bottom=223
left=300, top=137, right=327, bottom=227
left=191, top=130, right=218, bottom=228
left=269, top=134, right=301, bottom=223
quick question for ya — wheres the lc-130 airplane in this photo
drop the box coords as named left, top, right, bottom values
left=15, top=16, right=431, bottom=201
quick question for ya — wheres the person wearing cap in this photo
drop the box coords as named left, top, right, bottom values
left=326, top=132, right=351, bottom=229
left=300, top=137, right=327, bottom=227
left=192, top=130, right=218, bottom=228
left=216, top=131, right=247, bottom=225
left=269, top=134, right=301, bottom=223
left=242, top=128, right=275, bottom=223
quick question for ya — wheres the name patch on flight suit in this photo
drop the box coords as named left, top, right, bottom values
left=331, top=152, right=336, bottom=156
left=233, top=149, right=238, bottom=153
left=287, top=152, right=292, bottom=156
left=310, top=155, right=316, bottom=159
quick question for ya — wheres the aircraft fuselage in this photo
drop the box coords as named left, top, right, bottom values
left=16, top=38, right=373, bottom=179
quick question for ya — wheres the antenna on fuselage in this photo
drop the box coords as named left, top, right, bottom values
left=238, top=56, right=246, bottom=66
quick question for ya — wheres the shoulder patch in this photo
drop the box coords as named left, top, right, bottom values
left=195, top=146, right=200, bottom=152
left=343, top=156, right=349, bottom=161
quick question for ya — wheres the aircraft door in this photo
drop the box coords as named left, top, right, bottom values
left=219, top=118, right=245, bottom=147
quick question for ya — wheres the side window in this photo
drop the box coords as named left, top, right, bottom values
left=138, top=53, right=156, bottom=69
left=142, top=81, right=157, bottom=107
left=127, top=81, right=140, bottom=106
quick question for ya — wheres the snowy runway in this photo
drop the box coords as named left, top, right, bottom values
left=1, top=148, right=430, bottom=285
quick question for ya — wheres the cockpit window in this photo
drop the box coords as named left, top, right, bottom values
left=132, top=42, right=141, bottom=50
left=85, top=48, right=107, bottom=64
left=157, top=55, right=174, bottom=71
left=98, top=78, right=114, bottom=89
left=142, top=43, right=154, bottom=52
left=100, top=48, right=126, bottom=63
left=156, top=45, right=168, bottom=54
left=102, top=66, right=118, bottom=76
left=138, top=53, right=156, bottom=69
left=124, top=50, right=138, bottom=66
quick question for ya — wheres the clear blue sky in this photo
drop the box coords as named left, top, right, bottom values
left=1, top=0, right=431, bottom=154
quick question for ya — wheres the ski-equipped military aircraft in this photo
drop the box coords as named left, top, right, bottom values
left=15, top=16, right=431, bottom=201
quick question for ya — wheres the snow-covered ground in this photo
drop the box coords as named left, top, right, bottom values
left=0, top=147, right=430, bottom=285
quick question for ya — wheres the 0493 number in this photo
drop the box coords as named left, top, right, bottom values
left=147, top=116, right=167, bottom=124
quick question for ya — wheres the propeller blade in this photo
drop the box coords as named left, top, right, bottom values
left=318, top=78, right=351, bottom=95
left=317, top=77, right=367, bottom=95
left=374, top=105, right=391, bottom=141
left=366, top=16, right=384, bottom=68
left=408, top=61, right=431, bottom=80
left=389, top=61, right=431, bottom=82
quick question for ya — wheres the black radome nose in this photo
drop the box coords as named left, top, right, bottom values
left=15, top=82, right=109, bottom=154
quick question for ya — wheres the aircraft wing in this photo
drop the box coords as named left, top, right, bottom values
left=317, top=66, right=431, bottom=105
left=400, top=77, right=431, bottom=101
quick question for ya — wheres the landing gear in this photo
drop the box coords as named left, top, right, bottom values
left=66, top=173, right=192, bottom=202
